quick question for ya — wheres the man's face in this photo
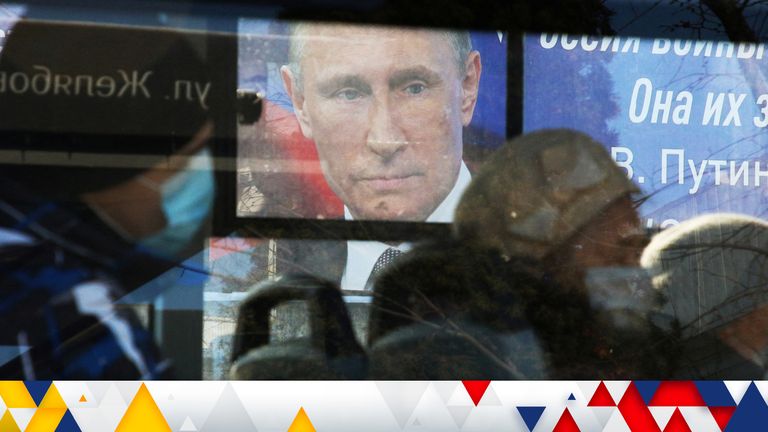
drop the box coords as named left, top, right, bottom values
left=282, top=26, right=481, bottom=221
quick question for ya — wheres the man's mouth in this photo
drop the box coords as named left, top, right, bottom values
left=357, top=173, right=422, bottom=192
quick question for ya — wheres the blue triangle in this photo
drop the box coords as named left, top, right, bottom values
left=725, top=382, right=768, bottom=432
left=696, top=381, right=736, bottom=407
left=634, top=381, right=660, bottom=405
left=55, top=410, right=82, bottom=432
left=517, top=406, right=546, bottom=431
left=568, top=393, right=576, bottom=401
left=25, top=381, right=53, bottom=406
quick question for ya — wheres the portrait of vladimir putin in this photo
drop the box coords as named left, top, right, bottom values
left=230, top=22, right=488, bottom=293
left=280, top=23, right=482, bottom=223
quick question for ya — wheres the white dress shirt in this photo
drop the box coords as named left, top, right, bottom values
left=340, top=162, right=472, bottom=292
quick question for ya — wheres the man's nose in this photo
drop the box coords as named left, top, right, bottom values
left=365, top=98, right=407, bottom=159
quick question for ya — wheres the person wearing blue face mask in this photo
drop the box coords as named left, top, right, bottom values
left=0, top=20, right=219, bottom=379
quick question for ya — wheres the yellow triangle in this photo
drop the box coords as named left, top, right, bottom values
left=115, top=383, right=171, bottom=432
left=0, top=381, right=36, bottom=408
left=0, top=410, right=21, bottom=432
left=79, top=395, right=87, bottom=403
left=287, top=407, right=316, bottom=432
left=38, top=384, right=67, bottom=409
left=25, top=408, right=67, bottom=432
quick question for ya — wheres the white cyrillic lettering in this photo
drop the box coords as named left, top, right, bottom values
left=672, top=91, right=693, bottom=124
left=175, top=80, right=192, bottom=101
left=652, top=38, right=671, bottom=54
left=53, top=74, right=71, bottom=95
left=723, top=93, right=745, bottom=126
left=703, top=92, right=725, bottom=126
left=754, top=94, right=768, bottom=127
left=561, top=34, right=578, bottom=50
left=629, top=78, right=653, bottom=123
left=30, top=65, right=51, bottom=95
left=74, top=75, right=93, bottom=96
left=661, top=149, right=685, bottom=184
left=581, top=35, right=598, bottom=51
left=194, top=82, right=211, bottom=110
left=730, top=161, right=750, bottom=186
left=611, top=147, right=634, bottom=179
left=688, top=159, right=707, bottom=194
left=95, top=76, right=116, bottom=97
left=117, top=70, right=152, bottom=98
left=651, top=90, right=673, bottom=124
left=755, top=162, right=768, bottom=186
left=9, top=72, right=29, bottom=94
left=660, top=219, right=680, bottom=228
left=737, top=43, right=756, bottom=59
left=673, top=39, right=692, bottom=56
left=622, top=38, right=640, bottom=53
left=693, top=40, right=713, bottom=57
left=709, top=159, right=727, bottom=185
left=716, top=41, right=735, bottom=58
left=540, top=34, right=558, bottom=49
left=600, top=36, right=620, bottom=52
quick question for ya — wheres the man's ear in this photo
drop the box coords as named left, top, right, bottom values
left=280, top=65, right=313, bottom=139
left=460, top=51, right=482, bottom=126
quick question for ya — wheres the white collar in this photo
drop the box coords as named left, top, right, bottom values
left=341, top=162, right=471, bottom=291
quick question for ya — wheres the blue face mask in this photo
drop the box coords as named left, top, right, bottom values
left=138, top=148, right=214, bottom=258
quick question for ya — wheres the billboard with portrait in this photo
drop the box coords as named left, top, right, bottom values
left=236, top=19, right=507, bottom=223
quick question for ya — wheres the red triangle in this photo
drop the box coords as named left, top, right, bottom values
left=709, top=406, right=736, bottom=431
left=462, top=381, right=491, bottom=406
left=553, top=408, right=580, bottom=432
left=618, top=382, right=661, bottom=432
left=588, top=382, right=616, bottom=407
left=649, top=382, right=705, bottom=406
left=663, top=408, right=692, bottom=432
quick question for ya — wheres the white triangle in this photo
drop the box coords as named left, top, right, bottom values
left=115, top=382, right=142, bottom=406
left=496, top=31, right=504, bottom=43
left=724, top=381, right=751, bottom=405
left=604, top=381, right=631, bottom=404
left=9, top=408, right=36, bottom=430
left=479, top=386, right=501, bottom=406
left=432, top=382, right=459, bottom=404
left=754, top=382, right=768, bottom=404
left=68, top=408, right=105, bottom=432
left=200, top=384, right=256, bottom=432
left=180, top=416, right=198, bottom=431
left=590, top=407, right=615, bottom=429
left=447, top=405, right=472, bottom=429
left=99, top=385, right=128, bottom=408
left=680, top=407, right=720, bottom=432
left=376, top=382, right=429, bottom=429
left=447, top=385, right=473, bottom=406
left=86, top=382, right=112, bottom=405
left=603, top=408, right=631, bottom=432
left=0, top=393, right=6, bottom=412
left=576, top=382, right=600, bottom=404
left=676, top=407, right=718, bottom=432
left=649, top=406, right=675, bottom=430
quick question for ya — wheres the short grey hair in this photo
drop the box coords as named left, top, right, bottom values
left=286, top=22, right=473, bottom=92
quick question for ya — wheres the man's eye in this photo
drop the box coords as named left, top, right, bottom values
left=404, top=83, right=426, bottom=95
left=335, top=89, right=362, bottom=101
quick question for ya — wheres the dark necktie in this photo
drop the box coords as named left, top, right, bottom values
left=365, top=247, right=402, bottom=290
